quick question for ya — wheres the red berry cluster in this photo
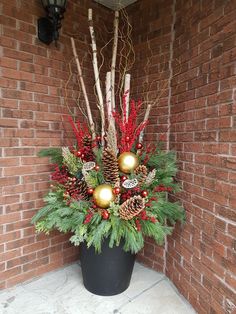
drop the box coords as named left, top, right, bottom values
left=51, top=165, right=69, bottom=185
left=113, top=98, right=148, bottom=153
left=82, top=145, right=94, bottom=162
left=74, top=147, right=94, bottom=162
left=149, top=217, right=157, bottom=223
left=139, top=210, right=147, bottom=220
left=139, top=210, right=157, bottom=223
left=121, top=188, right=148, bottom=202
left=84, top=211, right=93, bottom=224
left=154, top=185, right=172, bottom=192
left=75, top=150, right=84, bottom=158
left=121, top=187, right=141, bottom=202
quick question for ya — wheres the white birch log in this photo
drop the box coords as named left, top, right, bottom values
left=88, top=8, right=105, bottom=145
left=124, top=73, right=131, bottom=120
left=70, top=37, right=96, bottom=140
left=106, top=71, right=118, bottom=154
left=138, top=104, right=151, bottom=143
left=106, top=71, right=112, bottom=119
left=111, top=11, right=119, bottom=110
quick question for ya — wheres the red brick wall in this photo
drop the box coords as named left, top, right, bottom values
left=127, top=0, right=174, bottom=273
left=1, top=0, right=236, bottom=312
left=167, top=0, right=236, bottom=313
left=0, top=0, right=111, bottom=289
left=129, top=0, right=236, bottom=313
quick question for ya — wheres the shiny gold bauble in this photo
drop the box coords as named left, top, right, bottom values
left=93, top=184, right=115, bottom=209
left=118, top=152, right=139, bottom=174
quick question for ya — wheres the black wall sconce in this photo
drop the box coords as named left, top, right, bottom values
left=38, top=0, right=67, bottom=45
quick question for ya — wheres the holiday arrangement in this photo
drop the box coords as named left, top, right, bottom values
left=32, top=96, right=184, bottom=253
left=31, top=8, right=185, bottom=254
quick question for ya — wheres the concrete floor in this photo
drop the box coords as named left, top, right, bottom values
left=0, top=263, right=195, bottom=314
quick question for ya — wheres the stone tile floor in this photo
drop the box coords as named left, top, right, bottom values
left=0, top=263, right=196, bottom=314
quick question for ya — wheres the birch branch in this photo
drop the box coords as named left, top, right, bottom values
left=70, top=37, right=96, bottom=140
left=88, top=8, right=105, bottom=145
left=111, top=11, right=119, bottom=110
left=106, top=71, right=112, bottom=119
left=105, top=71, right=118, bottom=154
left=138, top=104, right=151, bottom=143
left=124, top=73, right=131, bottom=119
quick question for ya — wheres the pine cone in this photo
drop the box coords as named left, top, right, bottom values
left=83, top=136, right=92, bottom=147
left=67, top=178, right=89, bottom=200
left=83, top=136, right=94, bottom=161
left=102, top=148, right=120, bottom=185
left=134, top=165, right=148, bottom=185
left=76, top=179, right=89, bottom=200
left=119, top=195, right=145, bottom=220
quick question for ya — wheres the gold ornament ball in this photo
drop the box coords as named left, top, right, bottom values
left=93, top=184, right=115, bottom=209
left=118, top=152, right=139, bottom=174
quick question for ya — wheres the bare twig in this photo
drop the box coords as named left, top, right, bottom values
left=70, top=37, right=96, bottom=140
left=88, top=8, right=105, bottom=145
left=117, top=8, right=135, bottom=108
left=111, top=11, right=119, bottom=110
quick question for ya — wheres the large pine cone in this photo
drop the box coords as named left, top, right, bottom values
left=134, top=165, right=148, bottom=185
left=119, top=195, right=145, bottom=220
left=102, top=148, right=120, bottom=185
left=83, top=136, right=92, bottom=146
left=83, top=136, right=94, bottom=161
left=77, top=179, right=89, bottom=200
left=67, top=178, right=89, bottom=200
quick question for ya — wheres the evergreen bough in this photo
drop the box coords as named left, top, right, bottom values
left=32, top=145, right=185, bottom=254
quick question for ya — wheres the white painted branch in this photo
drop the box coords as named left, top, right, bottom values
left=88, top=8, right=105, bottom=145
left=124, top=73, right=131, bottom=120
left=70, top=37, right=96, bottom=140
left=106, top=71, right=112, bottom=119
left=111, top=11, right=119, bottom=110
left=138, top=104, right=151, bottom=143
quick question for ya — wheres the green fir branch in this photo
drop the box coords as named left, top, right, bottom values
left=31, top=190, right=65, bottom=224
left=38, top=148, right=63, bottom=166
left=32, top=138, right=185, bottom=254
left=86, top=220, right=111, bottom=253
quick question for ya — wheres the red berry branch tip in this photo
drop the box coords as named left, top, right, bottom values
left=154, top=185, right=172, bottom=193
left=84, top=212, right=93, bottom=224
left=135, top=219, right=141, bottom=231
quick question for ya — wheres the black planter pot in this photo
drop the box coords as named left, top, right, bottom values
left=80, top=238, right=135, bottom=296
